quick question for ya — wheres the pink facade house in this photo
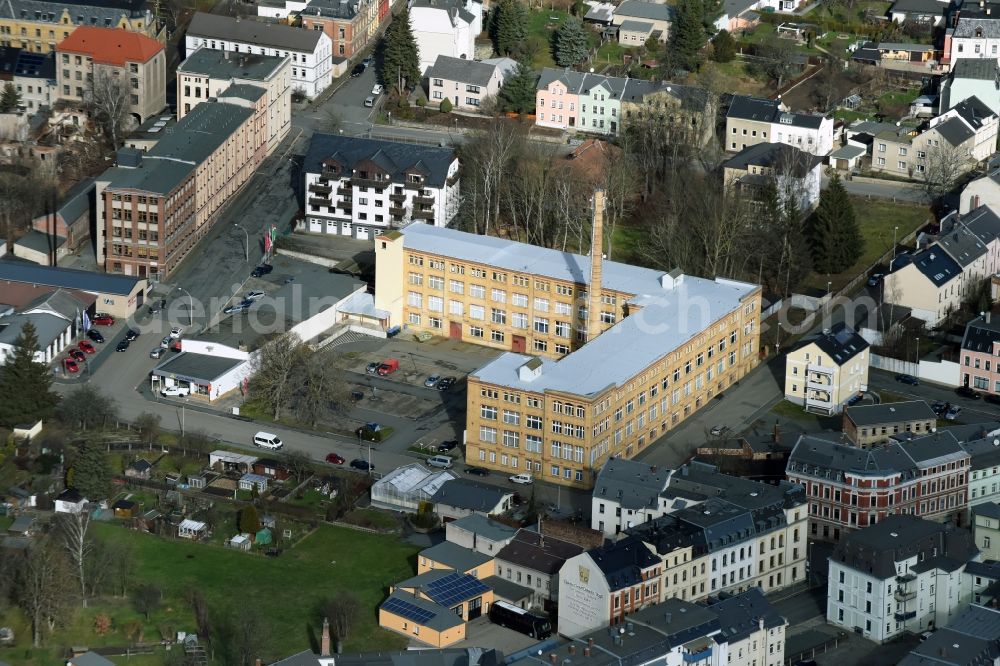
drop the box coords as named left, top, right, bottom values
left=535, top=69, right=581, bottom=131
left=961, top=313, right=1000, bottom=393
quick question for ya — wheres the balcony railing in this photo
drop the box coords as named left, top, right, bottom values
left=389, top=206, right=406, bottom=216
left=806, top=363, right=837, bottom=375
left=321, top=168, right=340, bottom=180
left=896, top=573, right=916, bottom=583
left=309, top=183, right=332, bottom=195
left=412, top=209, right=434, bottom=220
left=351, top=176, right=391, bottom=188
left=683, top=648, right=713, bottom=663
left=807, top=379, right=832, bottom=390
left=413, top=194, right=435, bottom=205
left=389, top=192, right=406, bottom=202
left=894, top=610, right=917, bottom=622
left=894, top=589, right=916, bottom=602
left=309, top=197, right=331, bottom=207
left=404, top=180, right=425, bottom=190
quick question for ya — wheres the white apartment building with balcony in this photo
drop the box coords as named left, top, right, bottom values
left=302, top=134, right=460, bottom=240
left=784, top=322, right=870, bottom=415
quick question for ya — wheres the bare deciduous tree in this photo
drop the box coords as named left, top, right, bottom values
left=249, top=333, right=308, bottom=420
left=922, top=142, right=971, bottom=202
left=321, top=592, right=360, bottom=654
left=15, top=538, right=75, bottom=646
left=88, top=67, right=131, bottom=149
left=57, top=511, right=93, bottom=607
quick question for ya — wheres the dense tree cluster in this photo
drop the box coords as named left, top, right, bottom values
left=379, top=9, right=420, bottom=94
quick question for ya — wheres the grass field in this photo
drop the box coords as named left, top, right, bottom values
left=803, top=197, right=931, bottom=292
left=0, top=523, right=419, bottom=664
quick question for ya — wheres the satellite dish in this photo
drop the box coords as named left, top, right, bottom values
left=590, top=67, right=595, bottom=73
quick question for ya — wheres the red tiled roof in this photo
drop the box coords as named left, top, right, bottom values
left=57, top=27, right=163, bottom=67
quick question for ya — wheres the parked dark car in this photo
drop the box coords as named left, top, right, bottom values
left=932, top=401, right=948, bottom=415
left=437, top=376, right=456, bottom=391
left=87, top=329, right=105, bottom=343
left=149, top=298, right=166, bottom=314
left=124, top=328, right=139, bottom=341
left=985, top=393, right=1000, bottom=406
left=438, top=440, right=459, bottom=452
left=956, top=386, right=982, bottom=400
left=115, top=339, right=130, bottom=352
left=251, top=264, right=274, bottom=278
left=350, top=459, right=374, bottom=471
left=464, top=466, right=489, bottom=476
left=350, top=63, right=365, bottom=77
left=895, top=374, right=919, bottom=386
left=351, top=390, right=364, bottom=402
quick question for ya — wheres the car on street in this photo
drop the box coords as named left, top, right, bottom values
left=78, top=340, right=96, bottom=354
left=867, top=273, right=884, bottom=287
left=169, top=326, right=183, bottom=338
left=895, top=374, right=919, bottom=385
left=92, top=313, right=114, bottom=326
left=251, top=264, right=274, bottom=278
left=87, top=329, right=105, bottom=343
left=362, top=56, right=372, bottom=67
left=377, top=359, right=399, bottom=375
left=161, top=386, right=190, bottom=397
left=946, top=405, right=963, bottom=420
left=160, top=335, right=172, bottom=348
left=150, top=347, right=166, bottom=359
left=437, top=376, right=456, bottom=391
left=223, top=302, right=251, bottom=315
left=709, top=425, right=727, bottom=436
left=124, top=328, right=139, bottom=341
left=364, top=95, right=375, bottom=107
left=465, top=466, right=489, bottom=476
left=365, top=361, right=380, bottom=374
left=350, top=459, right=374, bottom=471
left=509, top=473, right=533, bottom=485
left=986, top=393, right=1000, bottom=406
left=149, top=299, right=165, bottom=314
left=115, top=339, right=130, bottom=352
left=371, top=84, right=383, bottom=95
left=62, top=358, right=79, bottom=373
left=350, top=63, right=365, bottom=77
left=69, top=349, right=86, bottom=362
left=438, top=440, right=459, bottom=452
left=424, top=375, right=441, bottom=388
left=245, top=291, right=265, bottom=301
left=932, top=401, right=948, bottom=416
left=956, top=386, right=981, bottom=400
left=325, top=453, right=346, bottom=465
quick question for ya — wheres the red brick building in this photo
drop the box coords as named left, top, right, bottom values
left=300, top=0, right=386, bottom=58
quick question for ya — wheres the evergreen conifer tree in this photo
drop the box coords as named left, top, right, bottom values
left=554, top=17, right=590, bottom=67
left=491, top=0, right=529, bottom=56
left=380, top=9, right=421, bottom=94
left=805, top=174, right=863, bottom=274
left=0, top=321, right=58, bottom=427
left=498, top=61, right=537, bottom=113
left=669, top=0, right=707, bottom=72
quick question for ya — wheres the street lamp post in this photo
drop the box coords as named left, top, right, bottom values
left=234, top=223, right=248, bottom=262
left=892, top=225, right=899, bottom=263
left=176, top=287, right=194, bottom=327
left=915, top=336, right=920, bottom=366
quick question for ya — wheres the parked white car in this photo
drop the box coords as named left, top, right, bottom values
left=169, top=326, right=183, bottom=339
left=509, top=473, right=533, bottom=485
left=161, top=385, right=190, bottom=397
left=371, top=84, right=384, bottom=95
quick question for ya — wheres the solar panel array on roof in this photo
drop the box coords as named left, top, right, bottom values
left=382, top=597, right=434, bottom=624
left=425, top=572, right=489, bottom=607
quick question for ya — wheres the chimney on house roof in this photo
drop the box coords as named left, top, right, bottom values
left=321, top=617, right=331, bottom=656
left=588, top=189, right=606, bottom=343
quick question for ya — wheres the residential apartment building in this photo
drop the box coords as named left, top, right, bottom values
left=95, top=97, right=268, bottom=278
left=962, top=429, right=1000, bottom=512
left=558, top=536, right=662, bottom=636
left=726, top=95, right=834, bottom=156
left=960, top=167, right=1000, bottom=213
left=842, top=401, right=939, bottom=448
left=972, top=502, right=1000, bottom=559
left=591, top=457, right=672, bottom=538
left=410, top=0, right=482, bottom=74
left=961, top=313, right=1000, bottom=394
left=425, top=55, right=516, bottom=111
left=619, top=82, right=716, bottom=148
left=444, top=514, right=516, bottom=557
left=706, top=589, right=787, bottom=666
left=870, top=118, right=978, bottom=179
left=944, top=1, right=1000, bottom=69
left=185, top=12, right=332, bottom=99
left=535, top=67, right=664, bottom=135
left=627, top=463, right=808, bottom=603
left=300, top=0, right=387, bottom=59
left=56, top=26, right=165, bottom=124
left=0, top=0, right=162, bottom=53
left=374, top=210, right=762, bottom=488
left=931, top=96, right=999, bottom=161
left=11, top=50, right=55, bottom=112
left=941, top=59, right=1000, bottom=116
left=787, top=433, right=971, bottom=542
left=303, top=134, right=460, bottom=240
left=721, top=142, right=823, bottom=212
left=611, top=0, right=673, bottom=41
left=177, top=47, right=291, bottom=155
left=495, top=529, right=584, bottom=608
left=783, top=323, right=870, bottom=415
left=898, top=604, right=1000, bottom=666
left=827, top=515, right=978, bottom=643
left=884, top=205, right=1000, bottom=325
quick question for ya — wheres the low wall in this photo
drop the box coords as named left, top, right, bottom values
left=849, top=175, right=924, bottom=190
left=870, top=354, right=959, bottom=386
left=274, top=247, right=339, bottom=268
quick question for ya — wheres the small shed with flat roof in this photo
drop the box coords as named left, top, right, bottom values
left=151, top=348, right=253, bottom=402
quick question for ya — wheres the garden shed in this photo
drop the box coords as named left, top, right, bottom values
left=178, top=519, right=208, bottom=540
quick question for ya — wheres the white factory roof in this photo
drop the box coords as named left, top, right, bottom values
left=377, top=463, right=456, bottom=496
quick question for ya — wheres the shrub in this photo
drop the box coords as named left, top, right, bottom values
left=440, top=98, right=453, bottom=113
left=93, top=613, right=112, bottom=636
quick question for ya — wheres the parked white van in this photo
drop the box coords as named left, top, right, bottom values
left=253, top=432, right=283, bottom=450
left=509, top=473, right=533, bottom=484
left=427, top=455, right=453, bottom=469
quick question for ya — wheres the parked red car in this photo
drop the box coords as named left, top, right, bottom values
left=377, top=358, right=399, bottom=376
left=92, top=314, right=114, bottom=326
left=325, top=453, right=345, bottom=465
left=62, top=358, right=79, bottom=373
left=78, top=340, right=96, bottom=354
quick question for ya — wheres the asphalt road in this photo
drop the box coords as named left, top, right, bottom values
left=829, top=175, right=927, bottom=203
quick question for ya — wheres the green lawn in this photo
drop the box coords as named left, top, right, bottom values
left=770, top=399, right=822, bottom=423
left=0, top=523, right=420, bottom=664
left=803, top=197, right=931, bottom=292
left=595, top=41, right=633, bottom=67
left=526, top=9, right=571, bottom=69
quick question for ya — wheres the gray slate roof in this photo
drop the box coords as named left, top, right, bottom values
left=69, top=652, right=116, bottom=666
left=615, top=0, right=674, bottom=21
left=899, top=605, right=1000, bottom=666
left=419, top=540, right=492, bottom=572
left=56, top=177, right=94, bottom=224
left=431, top=478, right=511, bottom=511
left=951, top=58, right=998, bottom=81
left=727, top=95, right=826, bottom=129
left=0, top=312, right=69, bottom=348
left=585, top=535, right=660, bottom=591
left=426, top=55, right=501, bottom=88
left=934, top=115, right=976, bottom=147
left=0, top=262, right=141, bottom=295
left=722, top=142, right=823, bottom=177
left=954, top=7, right=1000, bottom=38
left=302, top=0, right=358, bottom=20
left=938, top=224, right=988, bottom=267
left=495, top=528, right=583, bottom=574
left=305, top=134, right=456, bottom=188
left=593, top=457, right=670, bottom=510
left=891, top=0, right=947, bottom=15
left=187, top=11, right=324, bottom=51
left=962, top=314, right=1000, bottom=354
left=15, top=229, right=64, bottom=254
left=974, top=502, right=1000, bottom=520
left=410, top=0, right=475, bottom=25
left=953, top=95, right=997, bottom=129
left=448, top=513, right=517, bottom=542
left=845, top=400, right=937, bottom=427
left=707, top=588, right=786, bottom=643
left=0, top=0, right=152, bottom=24
left=152, top=351, right=245, bottom=383
left=792, top=321, right=869, bottom=367
left=618, top=19, right=654, bottom=32
left=178, top=46, right=287, bottom=81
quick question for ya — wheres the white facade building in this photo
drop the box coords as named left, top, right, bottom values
left=303, top=134, right=460, bottom=240
left=726, top=95, right=835, bottom=157
left=591, top=458, right=673, bottom=538
left=929, top=95, right=999, bottom=162
left=185, top=12, right=332, bottom=99
left=827, top=515, right=979, bottom=644
left=409, top=0, right=483, bottom=73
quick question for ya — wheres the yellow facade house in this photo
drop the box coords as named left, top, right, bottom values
left=380, top=570, right=495, bottom=647
left=783, top=322, right=870, bottom=415
left=375, top=192, right=762, bottom=488
left=0, top=0, right=163, bottom=53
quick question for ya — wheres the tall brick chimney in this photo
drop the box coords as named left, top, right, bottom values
left=321, top=617, right=331, bottom=657
left=587, top=190, right=606, bottom=343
